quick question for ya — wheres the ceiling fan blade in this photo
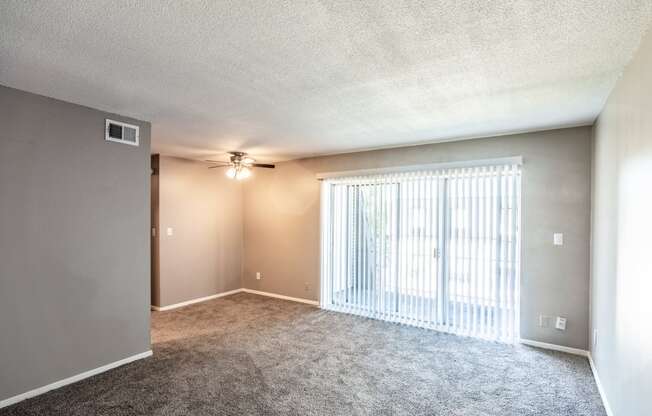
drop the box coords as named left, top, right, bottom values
left=205, top=160, right=230, bottom=165
left=252, top=163, right=275, bottom=169
left=207, top=165, right=226, bottom=169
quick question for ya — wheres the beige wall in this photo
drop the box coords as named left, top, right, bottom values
left=153, top=156, right=243, bottom=307
left=590, top=27, right=652, bottom=416
left=243, top=127, right=592, bottom=349
left=0, top=85, right=151, bottom=402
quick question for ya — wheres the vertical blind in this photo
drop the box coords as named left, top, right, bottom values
left=320, top=163, right=521, bottom=343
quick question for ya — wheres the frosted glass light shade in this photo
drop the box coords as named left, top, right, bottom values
left=236, top=167, right=251, bottom=180
left=226, top=167, right=237, bottom=179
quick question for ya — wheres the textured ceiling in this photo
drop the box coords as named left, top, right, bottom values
left=1, top=1, right=651, bottom=161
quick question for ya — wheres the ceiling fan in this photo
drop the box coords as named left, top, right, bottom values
left=206, top=151, right=275, bottom=180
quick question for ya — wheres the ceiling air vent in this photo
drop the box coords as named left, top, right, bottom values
left=105, top=119, right=139, bottom=146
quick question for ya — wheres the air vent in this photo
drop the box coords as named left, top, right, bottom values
left=105, top=119, right=139, bottom=146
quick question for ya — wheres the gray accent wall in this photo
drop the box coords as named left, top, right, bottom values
left=0, top=86, right=151, bottom=401
left=591, top=27, right=652, bottom=416
left=243, top=127, right=592, bottom=349
left=152, top=156, right=243, bottom=307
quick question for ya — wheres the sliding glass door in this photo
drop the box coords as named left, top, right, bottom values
left=320, top=164, right=521, bottom=343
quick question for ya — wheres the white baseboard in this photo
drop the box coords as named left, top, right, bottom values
left=0, top=350, right=152, bottom=409
left=520, top=340, right=613, bottom=414
left=242, top=288, right=319, bottom=306
left=519, top=338, right=589, bottom=357
left=151, top=288, right=243, bottom=311
left=151, top=288, right=318, bottom=311
left=588, top=352, right=614, bottom=416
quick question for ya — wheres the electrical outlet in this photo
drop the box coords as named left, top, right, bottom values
left=553, top=233, right=564, bottom=246
left=256, top=272, right=262, bottom=280
left=304, top=282, right=310, bottom=291
left=555, top=316, right=567, bottom=331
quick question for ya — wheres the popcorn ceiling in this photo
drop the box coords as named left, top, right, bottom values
left=1, top=0, right=651, bottom=160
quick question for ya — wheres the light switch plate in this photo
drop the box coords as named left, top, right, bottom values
left=166, top=227, right=173, bottom=236
left=553, top=233, right=564, bottom=246
left=555, top=316, right=567, bottom=331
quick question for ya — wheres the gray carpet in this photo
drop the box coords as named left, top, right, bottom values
left=1, top=293, right=605, bottom=415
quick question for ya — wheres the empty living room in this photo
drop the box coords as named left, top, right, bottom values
left=1, top=1, right=651, bottom=415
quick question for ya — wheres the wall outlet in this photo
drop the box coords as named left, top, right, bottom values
left=555, top=316, right=567, bottom=331
left=539, top=315, right=552, bottom=328
left=553, top=233, right=564, bottom=246
left=304, top=282, right=310, bottom=292
left=256, top=272, right=262, bottom=280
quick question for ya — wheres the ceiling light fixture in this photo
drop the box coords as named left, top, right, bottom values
left=226, top=162, right=252, bottom=180
left=206, top=151, right=275, bottom=180
left=234, top=165, right=251, bottom=180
